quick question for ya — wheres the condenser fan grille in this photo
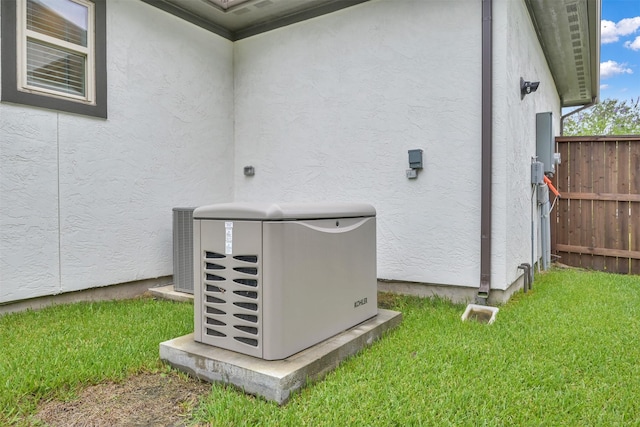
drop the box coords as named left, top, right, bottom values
left=173, top=208, right=195, bottom=293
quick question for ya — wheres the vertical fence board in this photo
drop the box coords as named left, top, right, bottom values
left=591, top=141, right=606, bottom=271
left=632, top=143, right=640, bottom=274
left=618, top=141, right=631, bottom=273
left=633, top=201, right=640, bottom=274
left=567, top=141, right=583, bottom=267
left=582, top=141, right=594, bottom=268
left=604, top=141, right=619, bottom=272
left=553, top=142, right=570, bottom=260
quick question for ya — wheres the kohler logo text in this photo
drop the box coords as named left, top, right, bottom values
left=354, top=297, right=368, bottom=308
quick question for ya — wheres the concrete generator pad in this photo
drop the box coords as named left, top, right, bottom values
left=159, top=309, right=402, bottom=404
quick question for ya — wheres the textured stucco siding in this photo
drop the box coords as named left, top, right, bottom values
left=492, top=0, right=561, bottom=290
left=0, top=0, right=234, bottom=302
left=0, top=109, right=61, bottom=301
left=233, top=0, right=483, bottom=287
left=2, top=0, right=563, bottom=303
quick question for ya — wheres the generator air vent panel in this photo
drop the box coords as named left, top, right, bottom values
left=173, top=208, right=195, bottom=294
left=193, top=202, right=377, bottom=360
left=201, top=250, right=262, bottom=352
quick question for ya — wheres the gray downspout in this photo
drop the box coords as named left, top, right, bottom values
left=477, top=0, right=492, bottom=305
left=560, top=97, right=597, bottom=135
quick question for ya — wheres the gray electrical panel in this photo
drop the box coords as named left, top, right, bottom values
left=536, top=112, right=555, bottom=175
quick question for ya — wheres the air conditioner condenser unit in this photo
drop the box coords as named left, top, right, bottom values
left=193, top=202, right=377, bottom=360
left=173, top=207, right=195, bottom=294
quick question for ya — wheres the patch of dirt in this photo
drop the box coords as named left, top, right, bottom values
left=377, top=291, right=402, bottom=309
left=34, top=371, right=210, bottom=427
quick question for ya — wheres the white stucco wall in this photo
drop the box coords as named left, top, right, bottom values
left=233, top=0, right=562, bottom=292
left=0, top=0, right=234, bottom=302
left=233, top=0, right=484, bottom=287
left=2, top=0, right=565, bottom=304
left=492, top=0, right=561, bottom=289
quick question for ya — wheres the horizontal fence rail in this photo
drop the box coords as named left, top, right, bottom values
left=552, top=136, right=640, bottom=275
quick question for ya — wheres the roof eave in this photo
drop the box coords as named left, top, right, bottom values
left=526, top=0, right=601, bottom=108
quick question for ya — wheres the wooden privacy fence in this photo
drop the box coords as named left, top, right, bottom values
left=551, top=136, right=640, bottom=274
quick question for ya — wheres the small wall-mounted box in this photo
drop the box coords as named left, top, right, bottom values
left=408, top=149, right=423, bottom=169
left=531, top=161, right=544, bottom=184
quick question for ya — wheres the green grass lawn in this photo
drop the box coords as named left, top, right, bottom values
left=0, top=297, right=194, bottom=425
left=2, top=268, right=640, bottom=426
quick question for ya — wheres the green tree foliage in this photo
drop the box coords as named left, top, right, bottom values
left=563, top=98, right=640, bottom=136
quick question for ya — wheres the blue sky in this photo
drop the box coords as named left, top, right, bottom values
left=600, top=0, right=640, bottom=101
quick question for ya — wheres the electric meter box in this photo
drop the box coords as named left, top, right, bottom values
left=192, top=202, right=378, bottom=360
left=536, top=112, right=556, bottom=175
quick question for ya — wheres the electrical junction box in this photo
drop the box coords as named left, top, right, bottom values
left=408, top=149, right=423, bottom=169
left=192, top=202, right=378, bottom=360
left=536, top=112, right=556, bottom=175
left=531, top=161, right=544, bottom=184
left=406, top=169, right=418, bottom=179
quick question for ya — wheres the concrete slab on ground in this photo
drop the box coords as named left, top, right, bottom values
left=148, top=285, right=193, bottom=303
left=159, top=309, right=402, bottom=404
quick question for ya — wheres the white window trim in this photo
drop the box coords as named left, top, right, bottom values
left=16, top=0, right=96, bottom=105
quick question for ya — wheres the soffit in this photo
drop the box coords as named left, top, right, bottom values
left=525, top=0, right=601, bottom=107
left=141, top=0, right=368, bottom=41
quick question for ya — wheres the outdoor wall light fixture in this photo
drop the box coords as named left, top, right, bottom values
left=521, top=78, right=540, bottom=100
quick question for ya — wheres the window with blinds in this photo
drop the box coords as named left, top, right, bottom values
left=18, top=0, right=95, bottom=103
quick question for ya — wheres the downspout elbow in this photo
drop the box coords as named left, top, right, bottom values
left=560, top=97, right=597, bottom=135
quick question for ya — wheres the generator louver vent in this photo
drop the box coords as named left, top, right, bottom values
left=234, top=278, right=257, bottom=287
left=234, top=313, right=257, bottom=322
left=234, top=337, right=258, bottom=347
left=205, top=251, right=226, bottom=258
left=233, top=302, right=258, bottom=311
left=201, top=251, right=261, bottom=353
left=234, top=290, right=257, bottom=299
left=234, top=325, right=258, bottom=334
left=206, top=263, right=225, bottom=270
